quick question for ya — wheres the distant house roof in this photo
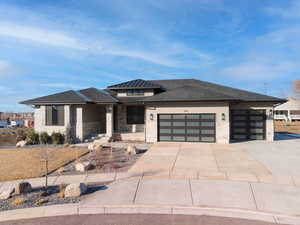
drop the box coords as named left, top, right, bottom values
left=107, top=79, right=161, bottom=89
left=20, top=78, right=286, bottom=105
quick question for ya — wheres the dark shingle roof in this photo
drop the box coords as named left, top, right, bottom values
left=107, top=79, right=161, bottom=89
left=143, top=79, right=285, bottom=103
left=20, top=79, right=285, bottom=105
left=21, top=88, right=118, bottom=105
left=79, top=88, right=118, bottom=103
left=20, top=90, right=92, bottom=105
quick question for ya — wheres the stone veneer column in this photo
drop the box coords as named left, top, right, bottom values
left=106, top=105, right=114, bottom=137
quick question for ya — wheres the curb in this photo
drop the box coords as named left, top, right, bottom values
left=1, top=204, right=300, bottom=224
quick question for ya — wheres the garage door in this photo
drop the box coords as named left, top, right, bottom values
left=158, top=114, right=216, bottom=142
left=230, top=110, right=266, bottom=141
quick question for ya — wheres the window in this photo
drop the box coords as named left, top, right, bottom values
left=127, top=106, right=145, bottom=124
left=126, top=89, right=144, bottom=96
left=46, top=105, right=64, bottom=126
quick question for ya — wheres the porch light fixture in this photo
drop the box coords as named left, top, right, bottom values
left=221, top=113, right=226, bottom=121
left=150, top=113, right=154, bottom=120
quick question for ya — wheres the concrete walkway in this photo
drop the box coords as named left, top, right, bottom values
left=2, top=177, right=300, bottom=224
left=129, top=142, right=300, bottom=185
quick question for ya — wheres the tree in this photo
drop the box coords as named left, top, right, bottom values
left=35, top=148, right=55, bottom=190
left=293, top=79, right=300, bottom=100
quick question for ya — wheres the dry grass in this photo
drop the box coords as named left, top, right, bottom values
left=0, top=147, right=89, bottom=182
left=274, top=121, right=300, bottom=134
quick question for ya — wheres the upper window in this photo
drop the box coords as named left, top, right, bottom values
left=126, top=89, right=144, bottom=96
left=127, top=106, right=145, bottom=124
left=45, top=105, right=65, bottom=126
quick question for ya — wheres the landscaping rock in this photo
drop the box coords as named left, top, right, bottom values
left=0, top=187, right=15, bottom=200
left=64, top=183, right=87, bottom=197
left=14, top=182, right=32, bottom=195
left=75, top=161, right=92, bottom=172
left=126, top=145, right=136, bottom=155
left=16, top=140, right=27, bottom=147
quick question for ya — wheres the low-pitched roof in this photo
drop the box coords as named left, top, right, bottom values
left=107, top=79, right=161, bottom=89
left=143, top=79, right=285, bottom=103
left=20, top=88, right=118, bottom=105
left=20, top=79, right=286, bottom=105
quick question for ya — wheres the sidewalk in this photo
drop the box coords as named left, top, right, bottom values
left=2, top=177, right=300, bottom=224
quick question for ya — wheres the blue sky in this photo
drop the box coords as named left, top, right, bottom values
left=0, top=0, right=299, bottom=112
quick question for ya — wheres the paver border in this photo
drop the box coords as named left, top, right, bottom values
left=1, top=203, right=300, bottom=224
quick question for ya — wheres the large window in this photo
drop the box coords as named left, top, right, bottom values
left=126, top=89, right=144, bottom=96
left=46, top=105, right=65, bottom=126
left=127, top=106, right=145, bottom=124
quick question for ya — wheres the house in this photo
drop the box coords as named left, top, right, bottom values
left=20, top=79, right=285, bottom=144
left=274, top=98, right=300, bottom=122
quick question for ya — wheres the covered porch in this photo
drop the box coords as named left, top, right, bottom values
left=75, top=104, right=145, bottom=142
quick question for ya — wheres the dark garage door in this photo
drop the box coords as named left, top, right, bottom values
left=158, top=114, right=216, bottom=142
left=230, top=110, right=266, bottom=141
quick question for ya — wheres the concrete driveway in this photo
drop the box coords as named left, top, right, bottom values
left=130, top=137, right=300, bottom=183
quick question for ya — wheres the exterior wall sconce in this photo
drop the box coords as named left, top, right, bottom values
left=269, top=109, right=273, bottom=118
left=221, top=113, right=226, bottom=121
left=150, top=113, right=154, bottom=120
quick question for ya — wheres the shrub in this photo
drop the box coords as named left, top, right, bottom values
left=26, top=130, right=39, bottom=145
left=51, top=132, right=64, bottom=144
left=16, top=129, right=26, bottom=142
left=40, top=132, right=51, bottom=144
left=65, top=125, right=76, bottom=144
left=11, top=197, right=25, bottom=206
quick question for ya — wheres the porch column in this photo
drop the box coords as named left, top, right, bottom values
left=106, top=105, right=114, bottom=137
left=76, top=106, right=83, bottom=141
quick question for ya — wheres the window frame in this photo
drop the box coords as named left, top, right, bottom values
left=126, top=89, right=145, bottom=96
left=45, top=105, right=65, bottom=126
left=126, top=105, right=145, bottom=124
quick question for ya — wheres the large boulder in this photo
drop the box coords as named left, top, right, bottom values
left=64, top=183, right=87, bottom=197
left=88, top=137, right=110, bottom=150
left=16, top=140, right=27, bottom=147
left=0, top=187, right=15, bottom=200
left=126, top=145, right=136, bottom=155
left=75, top=161, right=92, bottom=172
left=14, top=182, right=32, bottom=194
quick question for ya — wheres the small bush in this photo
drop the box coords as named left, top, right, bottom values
left=26, top=130, right=39, bottom=145
left=65, top=125, right=76, bottom=144
left=40, top=132, right=51, bottom=144
left=16, top=129, right=26, bottom=142
left=51, top=132, right=64, bottom=144
left=11, top=197, right=25, bottom=206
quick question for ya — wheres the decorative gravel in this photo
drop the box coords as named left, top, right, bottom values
left=0, top=184, right=105, bottom=212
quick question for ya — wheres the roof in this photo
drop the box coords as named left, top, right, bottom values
left=275, top=98, right=300, bottom=110
left=79, top=88, right=118, bottom=103
left=21, top=79, right=286, bottom=105
left=143, top=79, right=285, bottom=103
left=107, top=79, right=161, bottom=89
left=20, top=88, right=118, bottom=105
left=20, top=90, right=92, bottom=105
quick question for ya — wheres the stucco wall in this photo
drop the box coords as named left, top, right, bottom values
left=34, top=105, right=71, bottom=135
left=117, top=89, right=154, bottom=97
left=230, top=102, right=274, bottom=141
left=145, top=102, right=230, bottom=144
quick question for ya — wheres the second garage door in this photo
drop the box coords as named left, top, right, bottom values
left=230, top=109, right=266, bottom=141
left=158, top=114, right=216, bottom=142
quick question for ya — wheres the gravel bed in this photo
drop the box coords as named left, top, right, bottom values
left=0, top=184, right=106, bottom=212
left=52, top=146, right=148, bottom=175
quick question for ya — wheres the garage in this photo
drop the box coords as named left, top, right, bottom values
left=230, top=109, right=266, bottom=141
left=158, top=114, right=216, bottom=142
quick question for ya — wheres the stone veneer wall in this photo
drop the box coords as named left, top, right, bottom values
left=115, top=105, right=145, bottom=133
